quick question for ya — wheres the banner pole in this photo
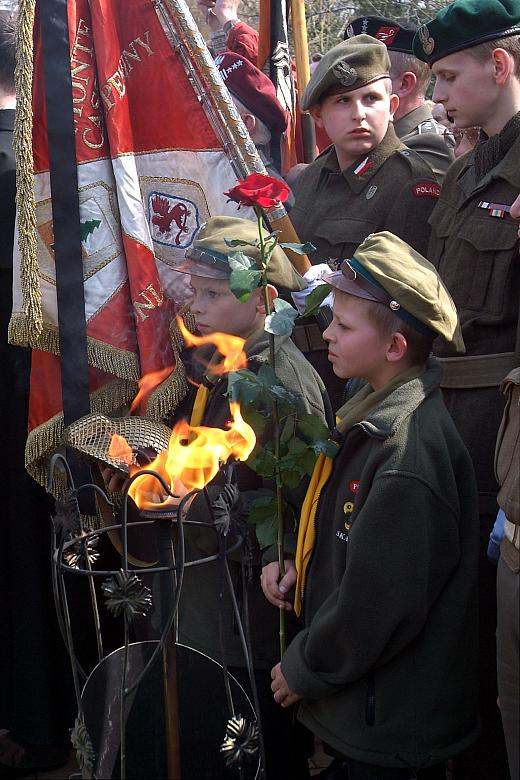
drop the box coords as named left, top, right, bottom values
left=290, top=0, right=316, bottom=163
left=154, top=0, right=311, bottom=274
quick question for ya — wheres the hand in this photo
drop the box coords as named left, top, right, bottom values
left=101, top=465, right=128, bottom=494
left=261, top=559, right=297, bottom=610
left=197, top=0, right=240, bottom=30
left=271, top=662, right=302, bottom=707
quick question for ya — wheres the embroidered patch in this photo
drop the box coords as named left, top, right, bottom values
left=412, top=182, right=440, bottom=198
left=349, top=480, right=360, bottom=493
left=148, top=192, right=199, bottom=249
left=375, top=25, right=398, bottom=45
left=354, top=157, right=375, bottom=176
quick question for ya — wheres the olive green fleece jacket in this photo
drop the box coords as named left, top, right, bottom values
left=281, top=359, right=480, bottom=770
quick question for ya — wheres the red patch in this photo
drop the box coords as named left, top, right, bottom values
left=349, top=480, right=360, bottom=493
left=412, top=182, right=440, bottom=198
left=375, top=26, right=398, bottom=45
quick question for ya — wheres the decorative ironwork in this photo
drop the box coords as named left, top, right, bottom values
left=220, top=715, right=259, bottom=767
left=101, top=570, right=153, bottom=621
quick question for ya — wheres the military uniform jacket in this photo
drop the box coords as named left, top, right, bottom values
left=177, top=329, right=328, bottom=669
left=427, top=132, right=520, bottom=505
left=394, top=104, right=454, bottom=182
left=290, top=125, right=439, bottom=264
left=281, top=360, right=480, bottom=769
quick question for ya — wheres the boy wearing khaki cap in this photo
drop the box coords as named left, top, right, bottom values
left=263, top=232, right=480, bottom=779
left=290, top=35, right=440, bottom=268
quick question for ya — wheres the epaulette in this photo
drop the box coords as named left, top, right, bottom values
left=397, top=147, right=439, bottom=177
left=416, top=118, right=445, bottom=137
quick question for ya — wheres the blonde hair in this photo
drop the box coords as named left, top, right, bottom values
left=467, top=35, right=520, bottom=79
left=389, top=51, right=432, bottom=96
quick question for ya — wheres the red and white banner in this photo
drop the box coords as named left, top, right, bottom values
left=11, top=0, right=253, bottom=485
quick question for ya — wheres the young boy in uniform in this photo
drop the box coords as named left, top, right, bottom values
left=412, top=3, right=520, bottom=776
left=289, top=34, right=440, bottom=409
left=262, top=232, right=480, bottom=779
left=171, top=216, right=329, bottom=778
left=290, top=35, right=439, bottom=266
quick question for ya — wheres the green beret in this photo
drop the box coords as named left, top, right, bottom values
left=176, top=215, right=306, bottom=292
left=301, top=35, right=390, bottom=111
left=324, top=231, right=465, bottom=354
left=412, top=0, right=520, bottom=65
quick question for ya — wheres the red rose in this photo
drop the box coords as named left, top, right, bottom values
left=224, top=172, right=289, bottom=209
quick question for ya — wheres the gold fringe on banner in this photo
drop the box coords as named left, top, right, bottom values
left=12, top=0, right=42, bottom=342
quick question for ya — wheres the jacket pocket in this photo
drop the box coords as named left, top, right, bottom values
left=314, top=218, right=378, bottom=261
left=365, top=674, right=376, bottom=726
left=430, top=204, right=518, bottom=314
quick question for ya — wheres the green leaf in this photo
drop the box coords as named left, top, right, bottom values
left=228, top=251, right=262, bottom=301
left=227, top=369, right=264, bottom=406
left=224, top=238, right=259, bottom=248
left=297, top=414, right=331, bottom=442
left=243, top=407, right=266, bottom=437
left=279, top=241, right=316, bottom=255
left=264, top=298, right=298, bottom=336
left=248, top=445, right=277, bottom=478
left=303, top=283, right=332, bottom=316
left=248, top=496, right=277, bottom=549
left=80, top=219, right=101, bottom=242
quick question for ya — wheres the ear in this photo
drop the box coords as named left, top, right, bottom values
left=398, top=71, right=417, bottom=98
left=243, top=112, right=256, bottom=134
left=386, top=331, right=408, bottom=363
left=256, top=284, right=278, bottom=313
left=309, top=103, right=324, bottom=128
left=492, top=48, right=513, bottom=85
left=389, top=93, right=400, bottom=119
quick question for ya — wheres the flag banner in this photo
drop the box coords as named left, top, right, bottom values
left=258, top=0, right=298, bottom=169
left=11, top=0, right=255, bottom=489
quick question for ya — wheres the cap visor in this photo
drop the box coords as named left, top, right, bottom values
left=174, top=259, right=230, bottom=280
left=323, top=270, right=382, bottom=302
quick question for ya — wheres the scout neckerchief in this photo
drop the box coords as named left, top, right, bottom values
left=294, top=363, right=425, bottom=616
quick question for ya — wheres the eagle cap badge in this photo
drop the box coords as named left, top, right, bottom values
left=332, top=61, right=358, bottom=87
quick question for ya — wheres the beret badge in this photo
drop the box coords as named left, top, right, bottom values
left=418, top=25, right=435, bottom=55
left=332, top=61, right=358, bottom=87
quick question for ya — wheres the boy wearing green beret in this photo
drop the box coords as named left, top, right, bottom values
left=173, top=216, right=329, bottom=778
left=413, top=2, right=520, bottom=776
left=263, top=232, right=480, bottom=779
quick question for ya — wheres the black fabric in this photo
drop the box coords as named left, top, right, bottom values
left=40, top=0, right=90, bottom=431
left=0, top=109, right=15, bottom=270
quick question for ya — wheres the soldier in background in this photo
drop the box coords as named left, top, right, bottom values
left=345, top=16, right=454, bottom=181
left=413, top=1, right=520, bottom=776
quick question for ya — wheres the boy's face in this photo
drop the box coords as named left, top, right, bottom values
left=310, top=78, right=398, bottom=170
left=432, top=50, right=500, bottom=133
left=189, top=274, right=261, bottom=340
left=322, top=292, right=390, bottom=388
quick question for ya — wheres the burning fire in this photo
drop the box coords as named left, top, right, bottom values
left=130, top=365, right=174, bottom=414
left=177, top=316, right=247, bottom=374
left=126, top=402, right=255, bottom=510
left=117, top=324, right=254, bottom=510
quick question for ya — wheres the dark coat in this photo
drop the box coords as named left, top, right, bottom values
left=394, top=104, right=454, bottom=182
left=281, top=360, right=480, bottom=769
left=290, top=125, right=439, bottom=264
left=427, top=132, right=520, bottom=505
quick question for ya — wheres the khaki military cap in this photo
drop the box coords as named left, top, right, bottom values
left=301, top=35, right=391, bottom=111
left=176, top=215, right=307, bottom=292
left=324, top=231, right=465, bottom=353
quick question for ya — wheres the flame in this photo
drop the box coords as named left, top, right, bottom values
left=127, top=402, right=256, bottom=510
left=130, top=365, right=174, bottom=414
left=108, top=433, right=134, bottom=466
left=177, top=316, right=247, bottom=375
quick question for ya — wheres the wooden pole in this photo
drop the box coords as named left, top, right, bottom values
left=290, top=0, right=316, bottom=163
